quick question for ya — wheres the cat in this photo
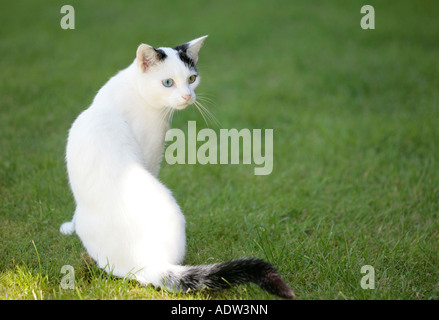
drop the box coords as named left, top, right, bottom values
left=60, top=36, right=295, bottom=299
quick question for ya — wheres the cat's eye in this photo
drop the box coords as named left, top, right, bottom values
left=188, top=75, right=197, bottom=84
left=162, top=79, right=174, bottom=87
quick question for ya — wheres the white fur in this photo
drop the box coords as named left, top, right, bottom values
left=61, top=36, right=207, bottom=288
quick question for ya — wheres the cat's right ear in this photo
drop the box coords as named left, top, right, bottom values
left=136, top=44, right=161, bottom=73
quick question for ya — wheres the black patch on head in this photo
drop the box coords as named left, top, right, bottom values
left=154, top=48, right=167, bottom=61
left=173, top=43, right=197, bottom=71
left=173, top=43, right=189, bottom=52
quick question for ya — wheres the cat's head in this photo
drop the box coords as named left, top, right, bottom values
left=135, top=36, right=207, bottom=110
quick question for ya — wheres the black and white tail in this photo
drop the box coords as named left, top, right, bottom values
left=164, top=258, right=295, bottom=299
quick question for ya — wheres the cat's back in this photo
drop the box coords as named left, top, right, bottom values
left=67, top=67, right=136, bottom=152
left=66, top=77, right=143, bottom=188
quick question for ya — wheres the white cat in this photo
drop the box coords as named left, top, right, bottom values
left=60, top=36, right=295, bottom=299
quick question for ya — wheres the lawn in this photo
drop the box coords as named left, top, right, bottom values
left=0, top=0, right=438, bottom=300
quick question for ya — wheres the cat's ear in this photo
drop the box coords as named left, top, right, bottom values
left=183, top=35, right=208, bottom=64
left=136, top=44, right=164, bottom=73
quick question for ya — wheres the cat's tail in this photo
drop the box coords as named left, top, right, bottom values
left=163, top=258, right=295, bottom=299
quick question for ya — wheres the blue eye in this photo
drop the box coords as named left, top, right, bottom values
left=162, top=79, right=174, bottom=87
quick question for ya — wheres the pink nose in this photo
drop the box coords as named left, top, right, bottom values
left=182, top=94, right=192, bottom=102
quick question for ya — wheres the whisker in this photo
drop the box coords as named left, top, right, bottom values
left=196, top=95, right=216, bottom=105
left=157, top=107, right=166, bottom=128
left=194, top=101, right=210, bottom=127
left=196, top=101, right=216, bottom=128
left=195, top=100, right=222, bottom=128
left=158, top=106, right=173, bottom=129
left=169, top=108, right=176, bottom=125
left=195, top=93, right=221, bottom=127
left=159, top=107, right=168, bottom=128
left=197, top=92, right=216, bottom=100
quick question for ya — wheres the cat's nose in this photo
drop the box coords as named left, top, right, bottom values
left=181, top=94, right=192, bottom=102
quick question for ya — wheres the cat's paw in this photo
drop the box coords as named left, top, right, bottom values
left=60, top=221, right=75, bottom=235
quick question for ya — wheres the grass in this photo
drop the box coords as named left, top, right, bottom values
left=1, top=0, right=438, bottom=300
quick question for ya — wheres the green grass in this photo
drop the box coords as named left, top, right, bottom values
left=1, top=0, right=438, bottom=300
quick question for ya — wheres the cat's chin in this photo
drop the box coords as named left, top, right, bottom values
left=173, top=103, right=191, bottom=110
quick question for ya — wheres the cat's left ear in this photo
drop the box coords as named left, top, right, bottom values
left=184, top=35, right=208, bottom=64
